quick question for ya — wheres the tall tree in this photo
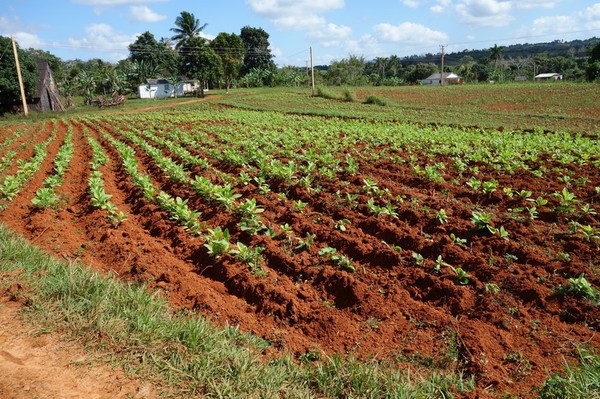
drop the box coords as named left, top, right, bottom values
left=170, top=11, right=207, bottom=49
left=490, top=44, right=505, bottom=68
left=489, top=44, right=505, bottom=81
left=0, top=35, right=38, bottom=111
left=210, top=32, right=245, bottom=92
left=326, top=55, right=366, bottom=86
left=128, top=31, right=179, bottom=76
left=179, top=36, right=222, bottom=97
left=239, top=26, right=275, bottom=78
left=586, top=41, right=600, bottom=81
left=458, top=55, right=476, bottom=82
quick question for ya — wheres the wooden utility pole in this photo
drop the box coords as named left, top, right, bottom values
left=310, top=47, right=315, bottom=96
left=440, top=45, right=446, bottom=86
left=11, top=36, right=29, bottom=116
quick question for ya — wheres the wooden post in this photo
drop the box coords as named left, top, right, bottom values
left=440, top=45, right=445, bottom=86
left=310, top=47, right=315, bottom=96
left=11, top=36, right=29, bottom=116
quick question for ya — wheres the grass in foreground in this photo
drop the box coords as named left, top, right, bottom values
left=0, top=223, right=475, bottom=398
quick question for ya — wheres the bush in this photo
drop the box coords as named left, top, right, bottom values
left=341, top=88, right=355, bottom=102
left=363, top=95, right=389, bottom=106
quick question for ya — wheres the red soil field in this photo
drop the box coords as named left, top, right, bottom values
left=0, top=112, right=598, bottom=398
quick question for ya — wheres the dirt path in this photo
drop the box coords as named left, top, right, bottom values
left=0, top=297, right=156, bottom=399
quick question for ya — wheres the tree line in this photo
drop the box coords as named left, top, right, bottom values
left=1, top=11, right=599, bottom=112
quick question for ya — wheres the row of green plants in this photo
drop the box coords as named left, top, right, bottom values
left=31, top=126, right=75, bottom=209
left=86, top=133, right=128, bottom=226
left=0, top=122, right=58, bottom=209
left=101, top=119, right=361, bottom=274
left=97, top=126, right=271, bottom=272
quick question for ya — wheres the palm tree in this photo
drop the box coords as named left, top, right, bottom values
left=490, top=44, right=505, bottom=81
left=170, top=11, right=207, bottom=49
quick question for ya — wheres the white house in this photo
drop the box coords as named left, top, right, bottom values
left=422, top=72, right=464, bottom=86
left=534, top=73, right=563, bottom=81
left=138, top=79, right=200, bottom=99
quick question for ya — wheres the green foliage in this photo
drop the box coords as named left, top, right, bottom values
left=128, top=31, right=178, bottom=78
left=318, top=247, right=355, bottom=272
left=315, top=87, right=338, bottom=100
left=170, top=11, right=207, bottom=49
left=556, top=275, right=599, bottom=303
left=31, top=187, right=59, bottom=208
left=210, top=32, right=245, bottom=91
left=451, top=266, right=471, bottom=285
left=204, top=227, right=233, bottom=257
left=341, top=88, right=355, bottom=102
left=326, top=55, right=366, bottom=86
left=240, top=26, right=275, bottom=79
left=435, top=209, right=449, bottom=224
left=363, top=95, right=389, bottom=106
left=471, top=211, right=496, bottom=234
left=0, top=35, right=37, bottom=109
left=537, top=349, right=600, bottom=399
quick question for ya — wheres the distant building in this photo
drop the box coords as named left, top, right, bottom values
left=422, top=72, right=464, bottom=86
left=30, top=61, right=63, bottom=111
left=534, top=73, right=563, bottom=81
left=138, top=78, right=200, bottom=99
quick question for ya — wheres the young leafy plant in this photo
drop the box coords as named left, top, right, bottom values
left=471, top=211, right=497, bottom=235
left=204, top=227, right=233, bottom=257
left=556, top=275, right=599, bottom=303
left=451, top=266, right=470, bottom=285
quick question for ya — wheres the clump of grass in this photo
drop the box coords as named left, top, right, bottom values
left=0, top=224, right=475, bottom=398
left=536, top=348, right=600, bottom=399
left=315, top=87, right=338, bottom=100
left=341, top=88, right=355, bottom=102
left=363, top=94, right=389, bottom=106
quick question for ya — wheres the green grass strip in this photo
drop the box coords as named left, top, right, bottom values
left=0, top=222, right=477, bottom=398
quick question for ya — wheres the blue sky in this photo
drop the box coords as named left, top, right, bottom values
left=2, top=0, right=600, bottom=66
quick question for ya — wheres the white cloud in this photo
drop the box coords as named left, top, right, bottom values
left=430, top=5, right=444, bottom=13
left=246, top=0, right=344, bottom=18
left=0, top=15, right=21, bottom=33
left=512, top=0, right=556, bottom=9
left=374, top=22, right=448, bottom=45
left=0, top=16, right=46, bottom=49
left=68, top=23, right=138, bottom=61
left=402, top=0, right=421, bottom=8
left=72, top=0, right=164, bottom=5
left=246, top=0, right=344, bottom=29
left=130, top=6, right=166, bottom=23
left=328, top=34, right=385, bottom=59
left=456, top=0, right=513, bottom=27
left=524, top=3, right=600, bottom=38
left=12, top=32, right=46, bottom=49
left=308, top=23, right=351, bottom=40
left=246, top=0, right=349, bottom=46
left=271, top=46, right=283, bottom=58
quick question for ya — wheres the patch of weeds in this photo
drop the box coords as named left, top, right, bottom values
left=315, top=87, right=338, bottom=100
left=536, top=348, right=600, bottom=399
left=341, top=87, right=355, bottom=102
left=363, top=95, right=389, bottom=106
left=503, top=351, right=532, bottom=380
left=556, top=275, right=599, bottom=304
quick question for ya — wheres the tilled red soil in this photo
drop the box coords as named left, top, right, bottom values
left=0, top=113, right=598, bottom=398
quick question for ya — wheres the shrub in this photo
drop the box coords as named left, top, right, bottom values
left=341, top=88, right=355, bottom=102
left=363, top=95, right=388, bottom=106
